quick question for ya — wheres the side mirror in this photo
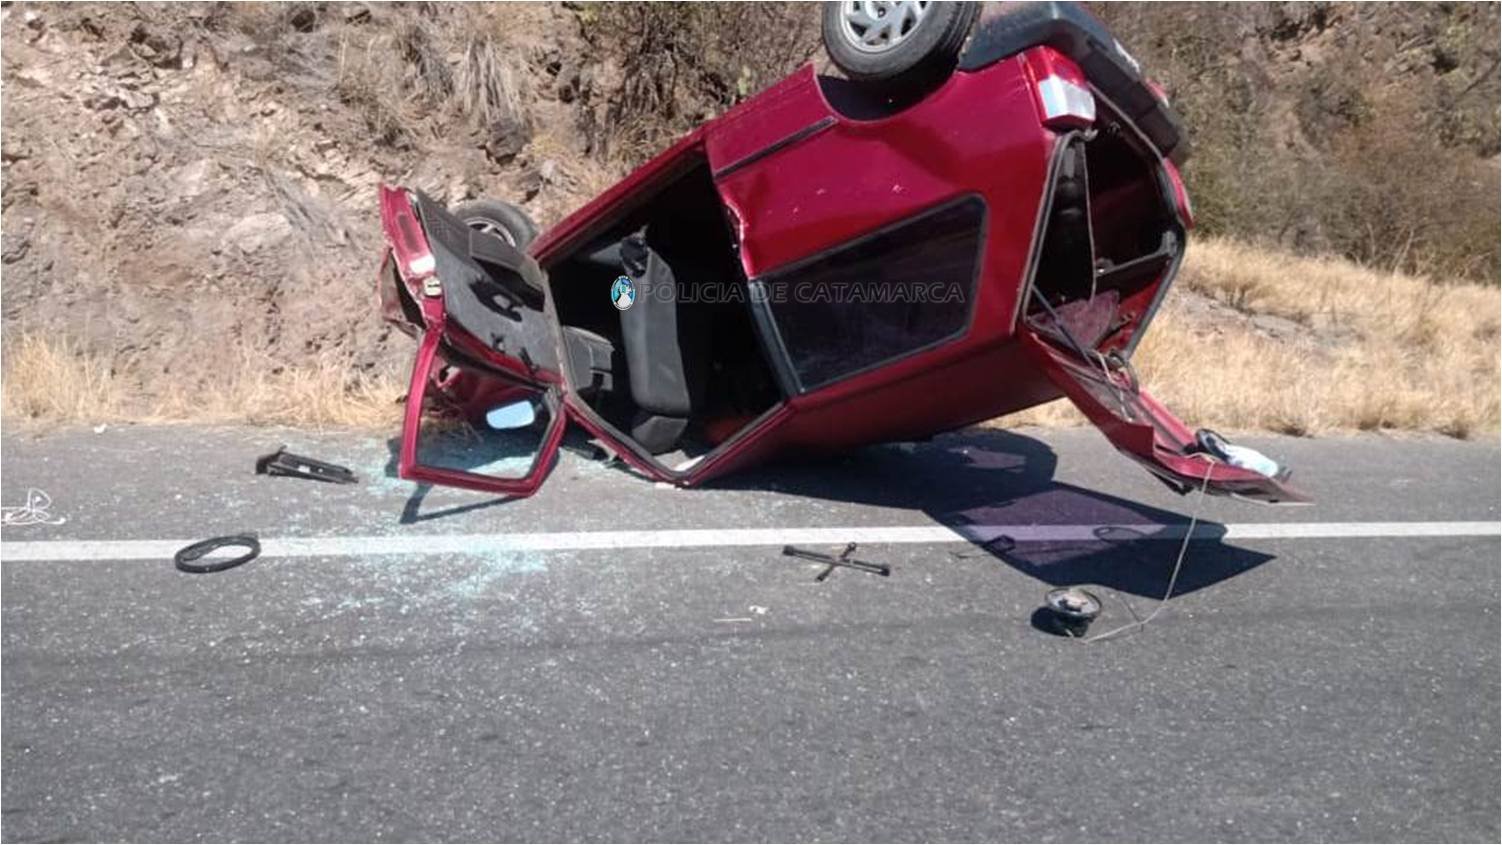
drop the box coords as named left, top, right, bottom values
left=485, top=399, right=537, bottom=430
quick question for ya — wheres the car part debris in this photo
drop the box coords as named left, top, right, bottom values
left=783, top=542, right=891, bottom=580
left=950, top=532, right=1015, bottom=560
left=174, top=534, right=261, bottom=574
left=1041, top=587, right=1102, bottom=637
left=255, top=447, right=358, bottom=484
left=1194, top=429, right=1285, bottom=480
left=1052, top=460, right=1217, bottom=643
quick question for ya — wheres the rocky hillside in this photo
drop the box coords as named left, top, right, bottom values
left=1095, top=1, right=1500, bottom=280
left=1, top=2, right=1496, bottom=424
left=2, top=3, right=616, bottom=398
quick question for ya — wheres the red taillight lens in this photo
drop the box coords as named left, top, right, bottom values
left=1163, top=159, right=1194, bottom=229
left=378, top=184, right=435, bottom=279
left=1146, top=79, right=1170, bottom=105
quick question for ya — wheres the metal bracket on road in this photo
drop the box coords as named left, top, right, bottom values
left=255, top=447, right=358, bottom=485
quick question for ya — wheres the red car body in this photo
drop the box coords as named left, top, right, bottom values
left=377, top=3, right=1305, bottom=505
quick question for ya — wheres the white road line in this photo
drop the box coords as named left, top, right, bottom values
left=0, top=522, right=1497, bottom=563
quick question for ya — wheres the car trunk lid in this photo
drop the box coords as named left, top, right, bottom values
left=1020, top=330, right=1309, bottom=504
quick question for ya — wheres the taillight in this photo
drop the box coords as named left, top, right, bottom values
left=1037, top=75, right=1096, bottom=128
left=1022, top=47, right=1095, bottom=130
left=378, top=184, right=436, bottom=280
left=1145, top=79, right=1170, bottom=105
left=1163, top=159, right=1194, bottom=229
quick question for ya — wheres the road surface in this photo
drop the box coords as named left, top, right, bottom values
left=2, top=424, right=1497, bottom=842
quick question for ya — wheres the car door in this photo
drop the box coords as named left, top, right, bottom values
left=1020, top=330, right=1308, bottom=504
left=380, top=186, right=569, bottom=496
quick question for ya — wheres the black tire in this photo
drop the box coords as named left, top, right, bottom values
left=451, top=198, right=539, bottom=250
left=821, top=1, right=978, bottom=92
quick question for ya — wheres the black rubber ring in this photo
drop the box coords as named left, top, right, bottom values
left=174, top=534, right=261, bottom=574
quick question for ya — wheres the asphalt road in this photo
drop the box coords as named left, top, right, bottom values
left=1, top=424, right=1498, bottom=842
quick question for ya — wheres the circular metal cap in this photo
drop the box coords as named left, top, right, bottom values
left=1045, top=587, right=1102, bottom=622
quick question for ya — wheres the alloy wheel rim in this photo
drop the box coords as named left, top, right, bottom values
left=464, top=217, right=518, bottom=247
left=839, top=0, right=931, bottom=54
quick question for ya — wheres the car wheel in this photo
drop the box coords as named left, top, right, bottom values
left=452, top=198, right=539, bottom=250
left=821, top=1, right=978, bottom=92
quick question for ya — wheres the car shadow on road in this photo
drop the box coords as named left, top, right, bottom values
left=711, top=428, right=1274, bottom=600
left=382, top=423, right=1273, bottom=600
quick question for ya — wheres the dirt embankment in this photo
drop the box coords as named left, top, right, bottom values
left=1, top=2, right=1497, bottom=438
left=1, top=2, right=620, bottom=417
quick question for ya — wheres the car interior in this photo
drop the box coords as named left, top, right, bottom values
left=1023, top=100, right=1182, bottom=358
left=542, top=157, right=783, bottom=459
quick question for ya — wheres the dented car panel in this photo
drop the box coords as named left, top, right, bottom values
left=375, top=2, right=1307, bottom=504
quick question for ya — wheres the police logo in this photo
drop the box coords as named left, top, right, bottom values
left=611, top=275, right=636, bottom=311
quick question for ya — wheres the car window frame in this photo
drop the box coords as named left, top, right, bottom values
left=746, top=193, right=990, bottom=394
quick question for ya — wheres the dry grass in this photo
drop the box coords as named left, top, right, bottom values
left=454, top=34, right=523, bottom=130
left=1, top=334, right=127, bottom=423
left=1003, top=237, right=1501, bottom=438
left=2, top=335, right=403, bottom=431
left=333, top=8, right=530, bottom=148
left=148, top=348, right=405, bottom=429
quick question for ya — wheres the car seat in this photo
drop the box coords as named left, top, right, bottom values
left=616, top=229, right=701, bottom=454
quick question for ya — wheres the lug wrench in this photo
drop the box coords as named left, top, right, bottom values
left=782, top=542, right=891, bottom=581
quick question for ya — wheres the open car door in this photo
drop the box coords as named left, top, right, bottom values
left=380, top=185, right=568, bottom=496
left=1020, top=331, right=1309, bottom=504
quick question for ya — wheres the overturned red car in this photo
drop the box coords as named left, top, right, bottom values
left=376, top=1, right=1305, bottom=504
